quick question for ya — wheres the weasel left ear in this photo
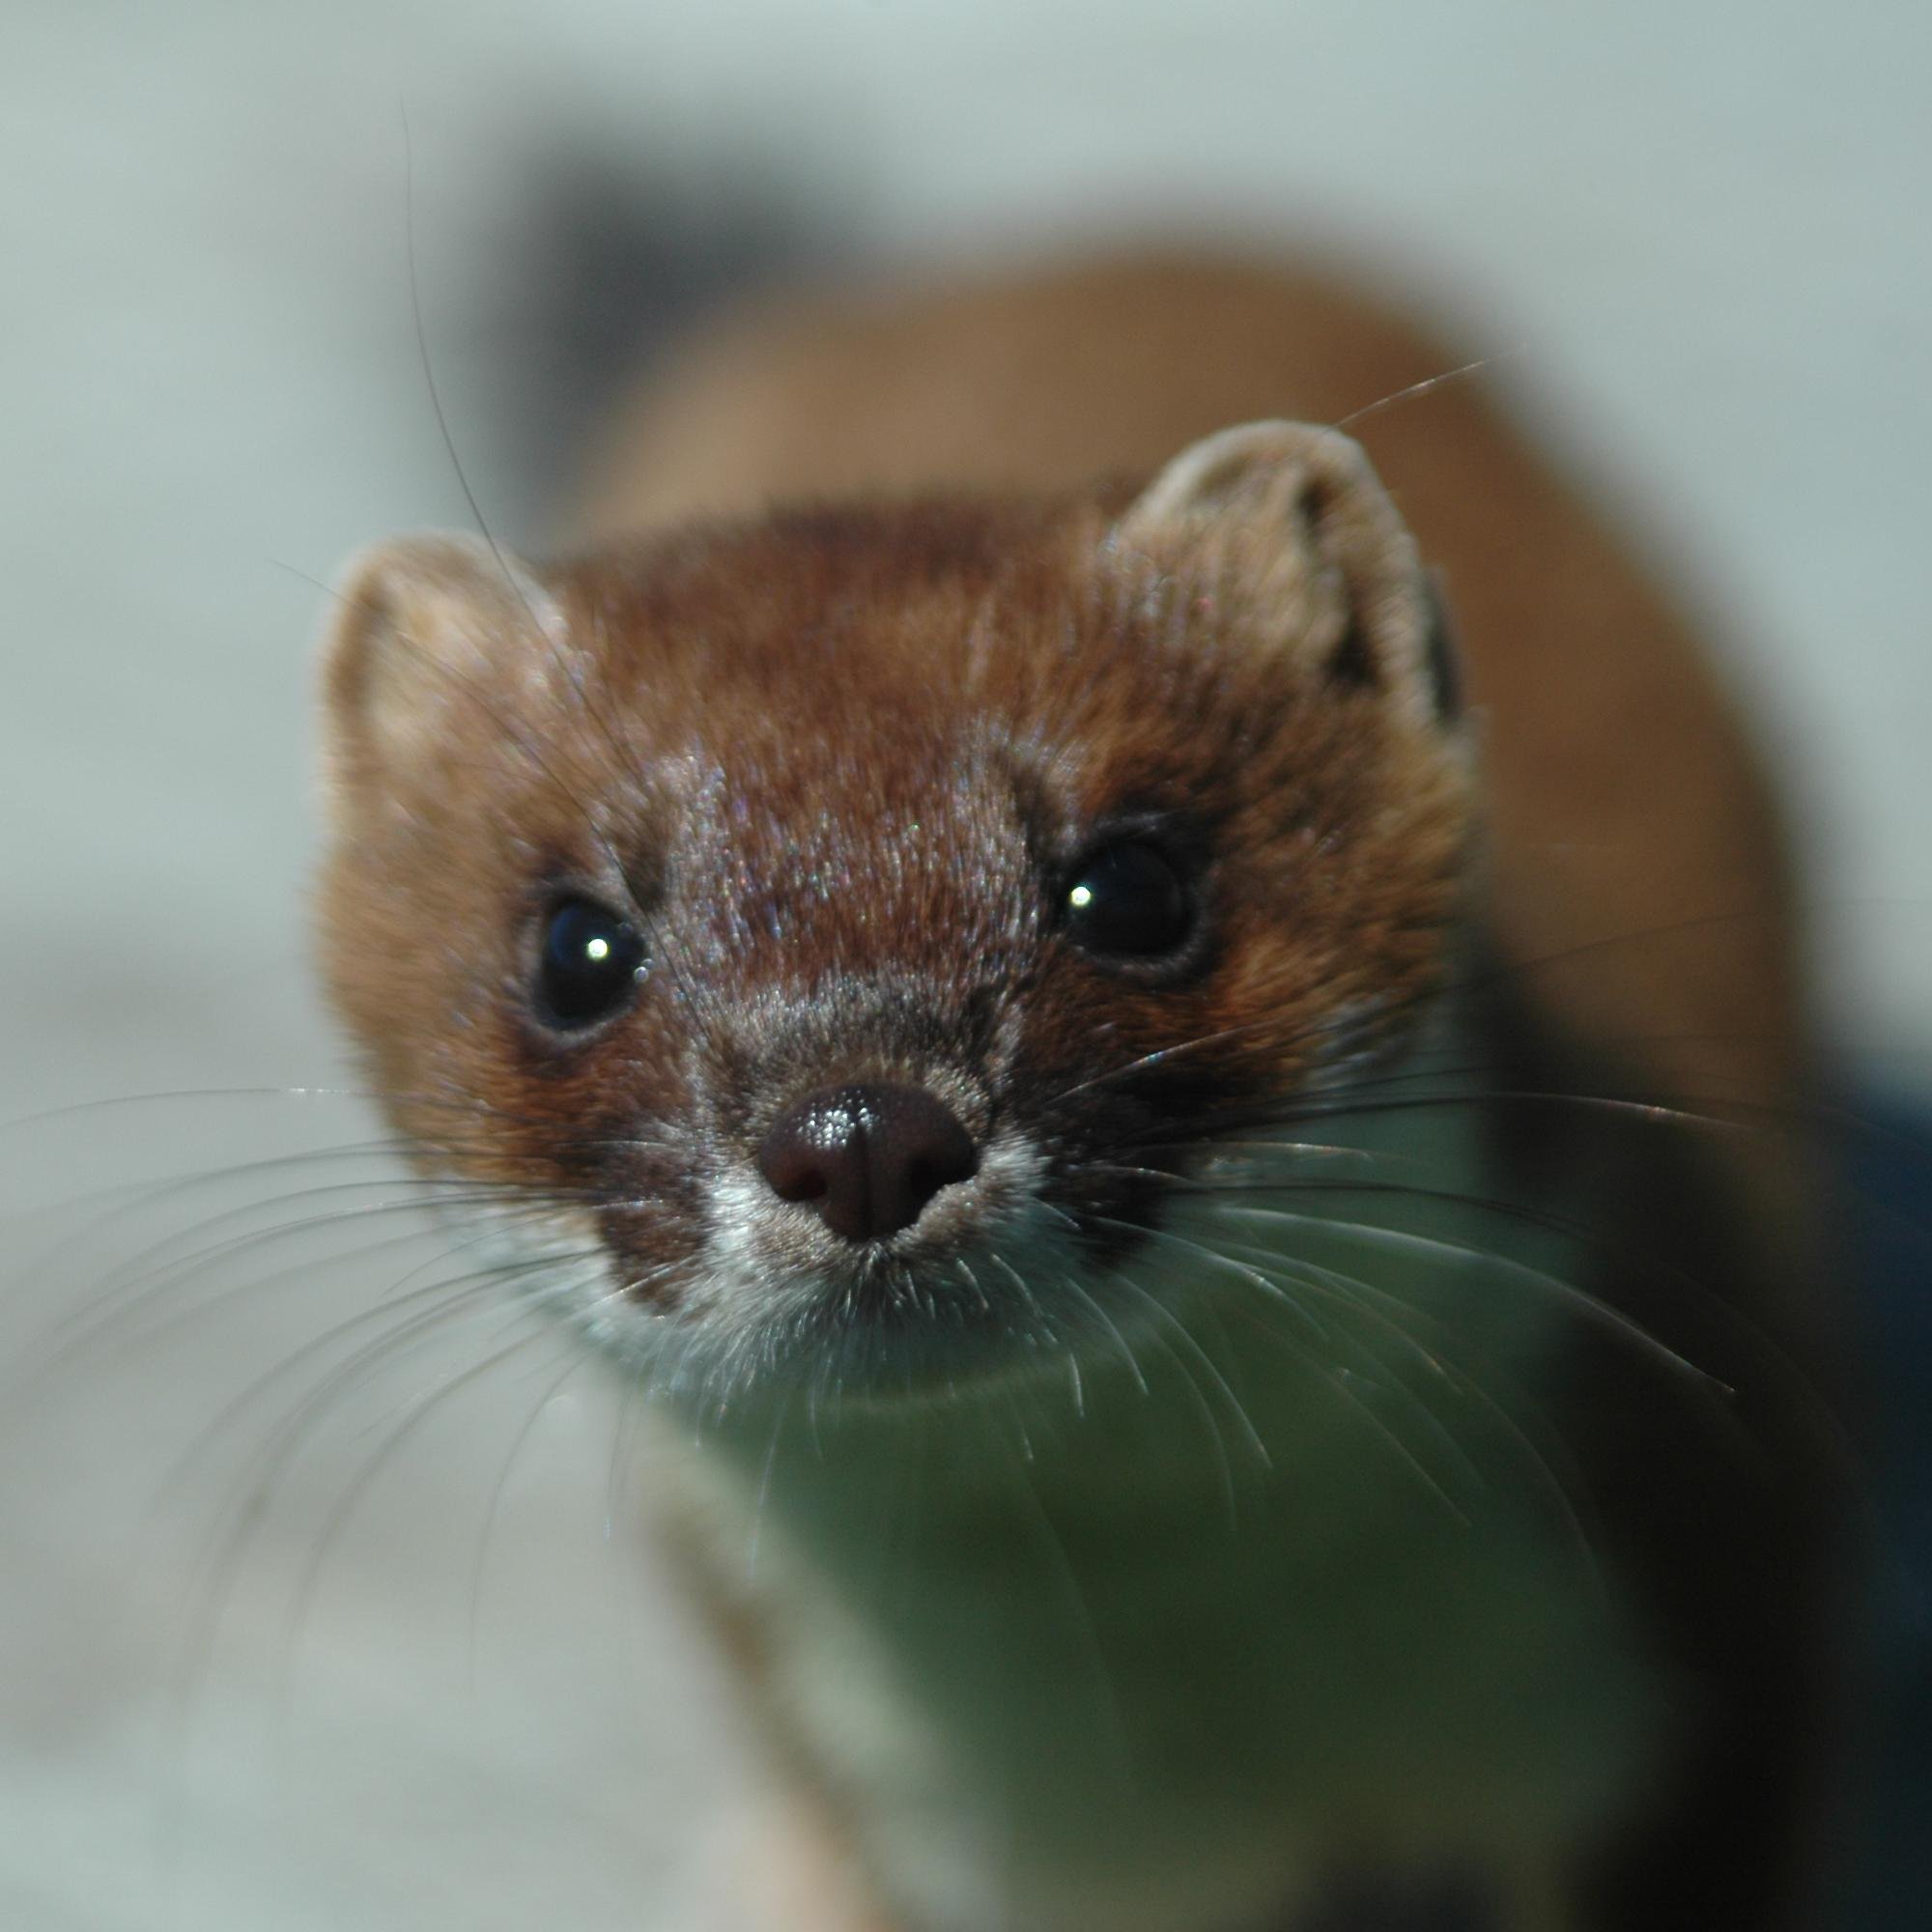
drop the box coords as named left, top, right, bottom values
left=316, top=532, right=568, bottom=821
left=1112, top=420, right=1455, bottom=727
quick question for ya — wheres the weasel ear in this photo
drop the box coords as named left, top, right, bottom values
left=1113, top=420, right=1456, bottom=725
left=317, top=532, right=566, bottom=812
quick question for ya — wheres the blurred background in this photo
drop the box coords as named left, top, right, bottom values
left=2, top=2, right=1927, bottom=1926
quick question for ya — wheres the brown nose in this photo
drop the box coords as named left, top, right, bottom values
left=756, top=1082, right=979, bottom=1242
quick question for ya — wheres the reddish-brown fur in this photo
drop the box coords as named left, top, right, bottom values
left=582, top=249, right=1808, bottom=1125
left=321, top=467, right=1469, bottom=1315
left=316, top=250, right=1845, bottom=1931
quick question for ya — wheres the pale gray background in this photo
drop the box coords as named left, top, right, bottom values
left=2, top=3, right=1927, bottom=1928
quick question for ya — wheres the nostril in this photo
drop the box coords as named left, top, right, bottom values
left=756, top=1082, right=979, bottom=1242
left=904, top=1145, right=975, bottom=1211
left=758, top=1136, right=838, bottom=1208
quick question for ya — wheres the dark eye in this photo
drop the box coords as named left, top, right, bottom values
left=1061, top=839, right=1195, bottom=961
left=535, top=897, right=647, bottom=1030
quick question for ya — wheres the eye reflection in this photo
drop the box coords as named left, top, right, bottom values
left=1061, top=840, right=1195, bottom=960
left=536, top=897, right=647, bottom=1030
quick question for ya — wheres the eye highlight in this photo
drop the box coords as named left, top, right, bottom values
left=1060, top=838, right=1196, bottom=962
left=535, top=896, right=647, bottom=1031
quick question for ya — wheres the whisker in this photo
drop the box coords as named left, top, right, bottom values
left=397, top=106, right=661, bottom=877
left=1040, top=1019, right=1279, bottom=1111
left=985, top=1250, right=1052, bottom=1335
left=1053, top=1270, right=1150, bottom=1396
left=1209, top=1231, right=1597, bottom=1580
left=1093, top=1213, right=1476, bottom=1522
left=156, top=1243, right=610, bottom=1510
left=274, top=1317, right=561, bottom=1727
left=1218, top=1201, right=1721, bottom=1390
left=744, top=1386, right=796, bottom=1581
left=951, top=1255, right=994, bottom=1318
left=0, top=1079, right=651, bottom=1144
left=606, top=1330, right=656, bottom=1542
left=1332, top=347, right=1525, bottom=433
left=18, top=1186, right=577, bottom=1391
left=1107, top=1262, right=1270, bottom=1472
left=154, top=1279, right=538, bottom=1866
left=5, top=1136, right=429, bottom=1245
left=1001, top=1451, right=1133, bottom=1769
left=1088, top=1211, right=1339, bottom=1355
left=1163, top=1162, right=1868, bottom=1481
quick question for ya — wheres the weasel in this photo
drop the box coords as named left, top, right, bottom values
left=315, top=251, right=1847, bottom=1931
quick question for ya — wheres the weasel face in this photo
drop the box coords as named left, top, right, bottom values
left=316, top=423, right=1474, bottom=1393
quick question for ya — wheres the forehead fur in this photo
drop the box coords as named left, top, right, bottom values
left=544, top=491, right=1441, bottom=820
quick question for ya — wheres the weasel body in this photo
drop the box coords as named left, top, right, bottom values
left=317, top=252, right=1842, bottom=1930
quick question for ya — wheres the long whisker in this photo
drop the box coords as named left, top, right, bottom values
left=1092, top=1213, right=1475, bottom=1522
left=1219, top=1201, right=1720, bottom=1389
left=155, top=1240, right=611, bottom=1513
left=397, top=106, right=660, bottom=871
left=154, top=1277, right=540, bottom=1869
left=1175, top=1156, right=1871, bottom=1464
left=744, top=1385, right=797, bottom=1582
left=1001, top=1450, right=1134, bottom=1770
left=19, top=1186, right=580, bottom=1390
left=1041, top=1019, right=1280, bottom=1110
left=274, top=1316, right=564, bottom=1724
left=1209, top=1230, right=1597, bottom=1582
left=1101, top=1267, right=1242, bottom=1526
left=1104, top=1262, right=1271, bottom=1471
left=1052, top=1268, right=1150, bottom=1396
left=455, top=1348, right=584, bottom=1686
left=1332, top=347, right=1525, bottom=432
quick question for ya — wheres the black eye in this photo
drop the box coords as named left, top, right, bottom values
left=1061, top=839, right=1195, bottom=961
left=535, top=897, right=647, bottom=1030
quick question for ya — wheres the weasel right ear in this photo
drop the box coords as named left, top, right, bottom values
left=317, top=532, right=566, bottom=817
left=1112, top=420, right=1453, bottom=729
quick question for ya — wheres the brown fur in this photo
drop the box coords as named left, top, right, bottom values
left=315, top=249, right=1846, bottom=1931
left=582, top=248, right=1808, bottom=1126
left=321, top=442, right=1471, bottom=1317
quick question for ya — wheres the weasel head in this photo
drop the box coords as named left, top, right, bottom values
left=316, top=423, right=1474, bottom=1400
